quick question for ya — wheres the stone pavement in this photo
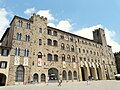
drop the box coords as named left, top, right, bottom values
left=0, top=80, right=120, bottom=90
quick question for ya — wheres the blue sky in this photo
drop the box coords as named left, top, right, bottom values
left=0, top=0, right=120, bottom=52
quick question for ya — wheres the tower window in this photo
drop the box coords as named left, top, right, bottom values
left=24, top=49, right=29, bottom=57
left=15, top=48, right=20, bottom=56
left=26, top=23, right=30, bottom=29
left=18, top=20, right=22, bottom=27
left=25, top=35, right=30, bottom=42
left=38, top=52, right=42, bottom=58
left=48, top=29, right=52, bottom=35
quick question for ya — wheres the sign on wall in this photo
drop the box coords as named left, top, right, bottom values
left=24, top=57, right=28, bottom=66
left=63, top=61, right=66, bottom=68
left=14, top=56, right=20, bottom=65
left=38, top=58, right=42, bottom=66
left=73, top=62, right=76, bottom=68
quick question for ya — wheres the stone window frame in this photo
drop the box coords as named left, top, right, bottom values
left=47, top=39, right=52, bottom=46
left=71, top=45, right=74, bottom=52
left=24, top=49, right=29, bottom=57
left=54, top=54, right=58, bottom=61
left=62, top=54, right=65, bottom=61
left=26, top=23, right=30, bottom=29
left=53, top=40, right=58, bottom=46
left=47, top=53, right=52, bottom=61
left=53, top=31, right=57, bottom=36
left=15, top=47, right=20, bottom=56
left=18, top=20, right=22, bottom=27
left=61, top=43, right=65, bottom=50
left=25, top=35, right=30, bottom=42
left=16, top=33, right=21, bottom=40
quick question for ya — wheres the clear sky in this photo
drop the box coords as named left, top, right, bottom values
left=0, top=0, right=120, bottom=52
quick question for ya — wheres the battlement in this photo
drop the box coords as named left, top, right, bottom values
left=29, top=13, right=47, bottom=23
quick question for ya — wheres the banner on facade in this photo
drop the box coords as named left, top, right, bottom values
left=24, top=57, right=28, bottom=66
left=73, top=62, right=76, bottom=68
left=96, top=63, right=99, bottom=68
left=80, top=61, right=84, bottom=67
left=63, top=61, right=66, bottom=68
left=38, top=58, right=42, bottom=66
left=92, top=62, right=95, bottom=68
left=88, top=62, right=91, bottom=67
left=14, top=56, right=20, bottom=65
left=84, top=61, right=88, bottom=67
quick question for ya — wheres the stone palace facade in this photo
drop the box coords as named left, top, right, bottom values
left=0, top=14, right=117, bottom=86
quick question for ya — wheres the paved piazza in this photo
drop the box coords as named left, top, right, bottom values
left=0, top=80, right=120, bottom=90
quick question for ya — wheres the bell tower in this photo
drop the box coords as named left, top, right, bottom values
left=93, top=28, right=107, bottom=46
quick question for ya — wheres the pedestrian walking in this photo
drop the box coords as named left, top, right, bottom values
left=58, top=79, right=62, bottom=86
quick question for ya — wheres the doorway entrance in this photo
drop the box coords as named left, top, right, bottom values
left=0, top=73, right=6, bottom=86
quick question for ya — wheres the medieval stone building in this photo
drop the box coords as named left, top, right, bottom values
left=114, top=52, right=120, bottom=74
left=0, top=14, right=117, bottom=86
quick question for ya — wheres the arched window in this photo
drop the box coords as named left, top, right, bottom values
left=66, top=44, right=70, bottom=51
left=47, top=54, right=52, bottom=61
left=72, top=55, right=75, bottom=62
left=62, top=70, right=66, bottom=80
left=53, top=40, right=58, bottom=46
left=54, top=54, right=58, bottom=61
left=71, top=45, right=74, bottom=52
left=62, top=54, right=65, bottom=61
left=73, top=71, right=77, bottom=80
left=61, top=43, right=65, bottom=50
left=15, top=48, right=20, bottom=56
left=16, top=33, right=21, bottom=40
left=38, top=52, right=42, bottom=58
left=67, top=55, right=71, bottom=62
left=24, top=49, right=29, bottom=57
left=33, top=73, right=39, bottom=82
left=18, top=20, right=22, bottom=27
left=47, top=39, right=52, bottom=46
left=16, top=65, right=24, bottom=82
left=68, top=71, right=72, bottom=80
left=25, top=35, right=30, bottom=42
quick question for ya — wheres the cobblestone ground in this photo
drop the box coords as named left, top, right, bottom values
left=0, top=80, right=120, bottom=90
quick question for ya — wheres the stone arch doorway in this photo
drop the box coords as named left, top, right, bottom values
left=48, top=68, right=58, bottom=80
left=0, top=73, right=6, bottom=86
left=68, top=70, right=72, bottom=80
left=89, top=66, right=96, bottom=80
left=81, top=66, right=87, bottom=81
left=16, top=65, right=24, bottom=82
left=62, top=70, right=67, bottom=80
left=33, top=73, right=39, bottom=82
left=41, top=73, right=46, bottom=82
left=73, top=71, right=77, bottom=80
left=97, top=66, right=102, bottom=80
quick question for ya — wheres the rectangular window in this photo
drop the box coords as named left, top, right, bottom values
left=26, top=23, right=30, bottom=29
left=48, top=29, right=52, bottom=35
left=39, top=28, right=42, bottom=33
left=1, top=49, right=9, bottom=56
left=39, top=39, right=42, bottom=45
left=0, top=61, right=7, bottom=69
left=60, top=35, right=64, bottom=39
left=53, top=31, right=57, bottom=36
left=18, top=20, right=22, bottom=27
